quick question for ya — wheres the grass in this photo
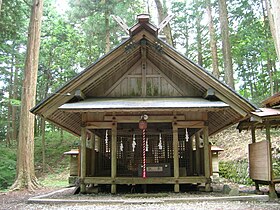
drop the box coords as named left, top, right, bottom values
left=38, top=170, right=70, bottom=188
left=38, top=168, right=69, bottom=187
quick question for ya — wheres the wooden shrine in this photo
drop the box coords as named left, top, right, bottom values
left=31, top=14, right=256, bottom=194
left=238, top=92, right=280, bottom=198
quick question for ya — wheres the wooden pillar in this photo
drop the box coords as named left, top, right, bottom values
left=251, top=126, right=260, bottom=192
left=251, top=126, right=256, bottom=143
left=111, top=124, right=117, bottom=194
left=195, top=132, right=201, bottom=175
left=266, top=123, right=277, bottom=199
left=188, top=136, right=193, bottom=176
left=173, top=125, right=179, bottom=192
left=203, top=126, right=211, bottom=192
left=90, top=133, right=96, bottom=176
left=80, top=126, right=87, bottom=193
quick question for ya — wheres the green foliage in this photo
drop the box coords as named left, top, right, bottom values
left=34, top=131, right=79, bottom=174
left=0, top=144, right=17, bottom=189
left=0, top=130, right=78, bottom=190
left=219, top=160, right=254, bottom=185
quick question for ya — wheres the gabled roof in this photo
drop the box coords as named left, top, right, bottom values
left=31, top=14, right=257, bottom=136
left=262, top=92, right=280, bottom=108
left=238, top=93, right=280, bottom=131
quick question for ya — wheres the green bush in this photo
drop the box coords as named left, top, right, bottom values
left=0, top=145, right=17, bottom=189
left=219, top=160, right=253, bottom=185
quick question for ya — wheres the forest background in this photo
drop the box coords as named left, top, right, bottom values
left=0, top=0, right=279, bottom=189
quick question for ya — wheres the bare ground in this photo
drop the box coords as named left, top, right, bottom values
left=1, top=184, right=280, bottom=210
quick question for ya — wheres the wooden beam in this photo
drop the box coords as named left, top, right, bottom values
left=175, top=121, right=205, bottom=128
left=75, top=89, right=86, bottom=101
left=141, top=39, right=147, bottom=96
left=112, top=15, right=129, bottom=34
left=104, top=115, right=184, bottom=122
left=111, top=123, right=117, bottom=194
left=80, top=126, right=87, bottom=193
left=158, top=14, right=174, bottom=33
left=61, top=107, right=228, bottom=113
left=214, top=92, right=247, bottom=117
left=85, top=122, right=113, bottom=129
left=84, top=176, right=207, bottom=185
left=203, top=88, right=216, bottom=101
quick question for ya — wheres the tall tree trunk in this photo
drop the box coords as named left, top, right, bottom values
left=11, top=0, right=43, bottom=191
left=262, top=0, right=275, bottom=96
left=196, top=13, right=203, bottom=66
left=12, top=56, right=19, bottom=142
left=267, top=57, right=274, bottom=96
left=218, top=0, right=234, bottom=89
left=206, top=0, right=219, bottom=78
left=104, top=4, right=110, bottom=53
left=6, top=47, right=16, bottom=147
left=154, top=0, right=174, bottom=46
left=272, top=61, right=279, bottom=92
left=266, top=0, right=280, bottom=61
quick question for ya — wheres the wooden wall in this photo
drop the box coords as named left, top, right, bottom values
left=249, top=141, right=271, bottom=181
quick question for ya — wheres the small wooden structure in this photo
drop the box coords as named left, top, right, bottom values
left=32, top=14, right=256, bottom=194
left=211, top=146, right=224, bottom=178
left=64, top=149, right=79, bottom=185
left=238, top=92, right=280, bottom=198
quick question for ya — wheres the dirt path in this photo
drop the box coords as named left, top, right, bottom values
left=0, top=187, right=62, bottom=210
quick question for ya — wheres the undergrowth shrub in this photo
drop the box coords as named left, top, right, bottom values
left=0, top=145, right=17, bottom=189
left=219, top=160, right=253, bottom=185
left=0, top=131, right=78, bottom=190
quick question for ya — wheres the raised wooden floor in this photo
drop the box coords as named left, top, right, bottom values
left=84, top=176, right=207, bottom=185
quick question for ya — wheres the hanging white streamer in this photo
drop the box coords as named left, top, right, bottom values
left=105, top=130, right=109, bottom=152
left=158, top=133, right=162, bottom=150
left=120, top=138, right=124, bottom=152
left=132, top=133, right=136, bottom=152
left=185, top=128, right=189, bottom=142
left=146, top=137, right=149, bottom=152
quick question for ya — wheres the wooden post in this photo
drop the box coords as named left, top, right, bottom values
left=266, top=123, right=277, bottom=199
left=251, top=126, right=256, bottom=143
left=111, top=124, right=117, bottom=194
left=80, top=126, right=87, bottom=193
left=203, top=126, right=211, bottom=192
left=251, top=126, right=260, bottom=192
left=188, top=136, right=193, bottom=175
left=195, top=132, right=201, bottom=175
left=173, top=125, right=179, bottom=192
left=90, top=133, right=96, bottom=176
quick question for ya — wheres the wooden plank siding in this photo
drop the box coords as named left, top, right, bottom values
left=249, top=141, right=271, bottom=181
